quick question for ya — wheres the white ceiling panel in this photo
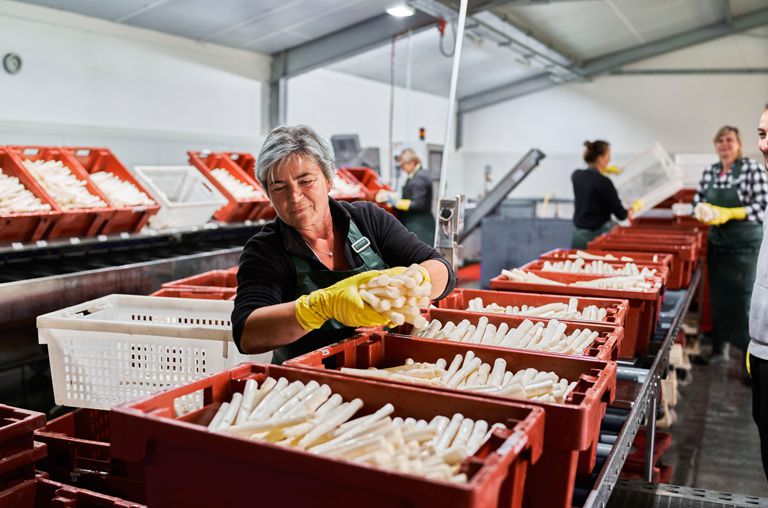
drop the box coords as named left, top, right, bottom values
left=14, top=0, right=155, bottom=22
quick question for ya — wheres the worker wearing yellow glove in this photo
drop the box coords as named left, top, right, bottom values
left=692, top=125, right=767, bottom=362
left=295, top=270, right=391, bottom=330
left=375, top=148, right=436, bottom=245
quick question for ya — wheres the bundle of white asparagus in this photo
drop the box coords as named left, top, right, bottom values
left=541, top=258, right=656, bottom=277
left=501, top=268, right=654, bottom=291
left=359, top=264, right=431, bottom=327
left=23, top=159, right=107, bottom=210
left=0, top=169, right=51, bottom=214
left=340, top=351, right=578, bottom=403
left=466, top=296, right=608, bottom=322
left=413, top=316, right=599, bottom=355
left=208, top=376, right=503, bottom=482
left=329, top=175, right=363, bottom=197
left=568, top=250, right=634, bottom=262
left=90, top=171, right=156, bottom=207
left=210, top=168, right=265, bottom=199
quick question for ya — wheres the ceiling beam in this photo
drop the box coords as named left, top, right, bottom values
left=611, top=68, right=768, bottom=75
left=270, top=12, right=436, bottom=82
left=458, top=6, right=768, bottom=113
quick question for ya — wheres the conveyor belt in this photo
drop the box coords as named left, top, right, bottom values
left=0, top=222, right=262, bottom=325
left=608, top=481, right=768, bottom=507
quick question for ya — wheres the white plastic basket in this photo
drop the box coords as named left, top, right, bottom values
left=611, top=143, right=684, bottom=215
left=132, top=165, right=227, bottom=229
left=37, top=294, right=270, bottom=410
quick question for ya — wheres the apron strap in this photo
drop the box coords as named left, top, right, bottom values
left=347, top=219, right=383, bottom=271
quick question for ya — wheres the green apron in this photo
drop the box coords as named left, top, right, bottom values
left=401, top=212, right=436, bottom=247
left=273, top=219, right=387, bottom=364
left=705, top=160, right=763, bottom=352
left=571, top=222, right=611, bottom=250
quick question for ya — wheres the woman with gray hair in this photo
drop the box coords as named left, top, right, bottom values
left=232, top=125, right=455, bottom=363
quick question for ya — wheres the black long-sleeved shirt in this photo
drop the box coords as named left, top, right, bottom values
left=571, top=167, right=628, bottom=230
left=232, top=198, right=456, bottom=361
left=402, top=165, right=432, bottom=213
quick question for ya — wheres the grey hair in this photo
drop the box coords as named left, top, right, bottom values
left=256, top=125, right=335, bottom=192
left=399, top=148, right=421, bottom=165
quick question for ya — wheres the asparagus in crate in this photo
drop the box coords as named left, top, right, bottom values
left=207, top=377, right=506, bottom=482
left=540, top=258, right=656, bottom=276
left=90, top=171, right=156, bottom=207
left=329, top=175, right=363, bottom=198
left=210, top=168, right=265, bottom=199
left=339, top=351, right=578, bottom=403
left=466, top=296, right=608, bottom=322
left=0, top=169, right=51, bottom=213
left=414, top=316, right=600, bottom=355
left=23, top=159, right=107, bottom=209
left=501, top=268, right=654, bottom=291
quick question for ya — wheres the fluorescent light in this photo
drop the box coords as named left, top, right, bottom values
left=387, top=4, right=415, bottom=17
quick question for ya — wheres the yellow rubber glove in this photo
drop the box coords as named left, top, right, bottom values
left=295, top=270, right=390, bottom=331
left=603, top=165, right=622, bottom=175
left=704, top=205, right=747, bottom=226
left=747, top=353, right=752, bottom=378
left=381, top=265, right=431, bottom=286
left=394, top=198, right=411, bottom=211
left=631, top=199, right=644, bottom=213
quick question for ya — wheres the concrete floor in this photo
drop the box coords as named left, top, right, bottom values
left=665, top=346, right=768, bottom=498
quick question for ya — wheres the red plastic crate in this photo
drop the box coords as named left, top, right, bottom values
left=63, top=147, right=160, bottom=235
left=286, top=332, right=616, bottom=508
left=653, top=188, right=697, bottom=209
left=6, top=146, right=114, bottom=239
left=437, top=288, right=629, bottom=330
left=0, top=405, right=46, bottom=461
left=410, top=305, right=623, bottom=361
left=0, top=148, right=60, bottom=243
left=342, top=167, right=391, bottom=201
left=329, top=169, right=367, bottom=202
left=490, top=270, right=663, bottom=359
left=612, top=226, right=705, bottom=251
left=589, top=234, right=698, bottom=289
left=188, top=151, right=273, bottom=222
left=522, top=258, right=671, bottom=289
left=160, top=269, right=237, bottom=291
left=112, top=363, right=544, bottom=508
left=34, top=409, right=145, bottom=503
left=0, top=442, right=46, bottom=494
left=149, top=287, right=236, bottom=300
left=0, top=476, right=145, bottom=508
left=539, top=248, right=673, bottom=269
left=219, top=151, right=256, bottom=181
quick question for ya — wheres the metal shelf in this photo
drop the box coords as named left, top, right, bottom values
left=582, top=266, right=703, bottom=508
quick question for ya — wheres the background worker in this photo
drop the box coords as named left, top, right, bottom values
left=376, top=148, right=436, bottom=245
left=693, top=125, right=768, bottom=364
left=232, top=126, right=454, bottom=364
left=571, top=140, right=637, bottom=249
left=748, top=104, right=768, bottom=481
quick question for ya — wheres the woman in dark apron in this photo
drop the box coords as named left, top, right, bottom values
left=693, top=125, right=767, bottom=361
left=570, top=140, right=633, bottom=249
left=231, top=126, right=455, bottom=363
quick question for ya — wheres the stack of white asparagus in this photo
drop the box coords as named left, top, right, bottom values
left=413, top=317, right=599, bottom=355
left=541, top=258, right=656, bottom=277
left=23, top=159, right=107, bottom=210
left=210, top=168, right=265, bottom=199
left=90, top=171, right=156, bottom=207
left=329, top=175, right=363, bottom=198
left=501, top=268, right=654, bottom=291
left=0, top=169, right=51, bottom=214
left=359, top=264, right=430, bottom=327
left=466, top=296, right=608, bottom=322
left=568, top=250, right=634, bottom=262
left=340, top=352, right=577, bottom=403
left=208, top=376, right=502, bottom=482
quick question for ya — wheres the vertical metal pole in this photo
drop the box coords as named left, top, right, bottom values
left=434, top=0, right=469, bottom=244
left=644, top=382, right=658, bottom=482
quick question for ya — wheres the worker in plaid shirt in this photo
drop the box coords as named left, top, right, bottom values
left=693, top=125, right=768, bottom=366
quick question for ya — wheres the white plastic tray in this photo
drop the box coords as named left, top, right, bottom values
left=611, top=143, right=684, bottom=216
left=132, top=165, right=227, bottom=229
left=37, top=294, right=270, bottom=409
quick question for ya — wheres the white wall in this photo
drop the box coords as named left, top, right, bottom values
left=457, top=32, right=768, bottom=201
left=287, top=68, right=450, bottom=183
left=0, top=1, right=270, bottom=169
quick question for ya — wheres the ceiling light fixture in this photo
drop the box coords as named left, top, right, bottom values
left=387, top=4, right=415, bottom=17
